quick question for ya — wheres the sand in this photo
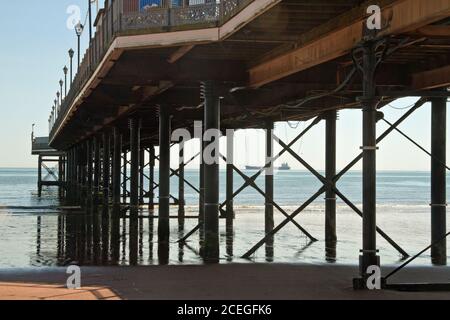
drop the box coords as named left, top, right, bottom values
left=1, top=264, right=450, bottom=300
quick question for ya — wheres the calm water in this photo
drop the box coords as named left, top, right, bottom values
left=0, top=168, right=449, bottom=268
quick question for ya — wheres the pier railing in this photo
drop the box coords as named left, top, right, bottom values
left=50, top=0, right=254, bottom=141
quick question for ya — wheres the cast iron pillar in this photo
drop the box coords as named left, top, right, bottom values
left=74, top=146, right=80, bottom=204
left=93, top=136, right=101, bottom=206
left=129, top=118, right=141, bottom=265
left=265, top=121, right=274, bottom=258
left=325, top=110, right=337, bottom=247
left=66, top=150, right=72, bottom=203
left=159, top=106, right=171, bottom=263
left=102, top=132, right=110, bottom=209
left=149, top=145, right=155, bottom=210
left=79, top=144, right=87, bottom=205
left=139, top=146, right=145, bottom=205
left=112, top=127, right=122, bottom=212
left=122, top=150, right=128, bottom=204
left=358, top=39, right=380, bottom=282
left=37, top=155, right=42, bottom=198
left=58, top=155, right=64, bottom=199
left=178, top=140, right=186, bottom=231
left=199, top=133, right=205, bottom=255
left=86, top=139, right=93, bottom=207
left=129, top=118, right=140, bottom=213
left=431, top=96, right=447, bottom=265
left=226, top=128, right=234, bottom=234
left=203, top=81, right=220, bottom=263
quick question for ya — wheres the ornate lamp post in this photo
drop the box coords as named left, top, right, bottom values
left=59, top=80, right=63, bottom=103
left=75, top=23, right=84, bottom=69
left=68, top=49, right=74, bottom=85
left=63, top=66, right=68, bottom=96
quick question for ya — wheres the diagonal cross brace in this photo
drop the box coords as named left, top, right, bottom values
left=220, top=118, right=321, bottom=211
left=42, top=162, right=59, bottom=181
left=243, top=98, right=428, bottom=258
left=177, top=121, right=321, bottom=245
left=382, top=118, right=450, bottom=171
left=242, top=100, right=428, bottom=259
left=275, top=134, right=409, bottom=258
left=220, top=153, right=317, bottom=242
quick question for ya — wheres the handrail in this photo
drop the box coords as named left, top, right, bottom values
left=49, top=0, right=254, bottom=142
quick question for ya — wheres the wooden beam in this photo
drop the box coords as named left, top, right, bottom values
left=412, top=65, right=450, bottom=90
left=249, top=0, right=450, bottom=87
left=167, top=45, right=195, bottom=64
left=413, top=25, right=450, bottom=37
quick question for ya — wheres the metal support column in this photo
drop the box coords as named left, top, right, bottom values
left=80, top=144, right=87, bottom=205
left=359, top=40, right=380, bottom=281
left=139, top=147, right=145, bottom=205
left=325, top=111, right=337, bottom=248
left=58, top=155, right=64, bottom=199
left=66, top=150, right=72, bottom=203
left=226, top=129, right=234, bottom=233
left=113, top=128, right=122, bottom=211
left=129, top=118, right=140, bottom=212
left=431, top=96, right=447, bottom=265
left=74, top=146, right=80, bottom=204
left=203, top=81, right=220, bottom=263
left=129, top=118, right=141, bottom=265
left=37, top=155, right=42, bottom=197
left=102, top=132, right=110, bottom=208
left=86, top=139, right=93, bottom=207
left=149, top=145, right=155, bottom=210
left=93, top=136, right=101, bottom=206
left=178, top=141, right=185, bottom=231
left=265, top=122, right=274, bottom=259
left=122, top=150, right=127, bottom=204
left=199, top=136, right=205, bottom=255
left=159, top=106, right=171, bottom=263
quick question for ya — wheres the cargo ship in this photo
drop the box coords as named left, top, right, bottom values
left=245, top=163, right=291, bottom=170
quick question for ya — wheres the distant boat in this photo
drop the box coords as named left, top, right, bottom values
left=278, top=162, right=291, bottom=170
left=245, top=163, right=291, bottom=171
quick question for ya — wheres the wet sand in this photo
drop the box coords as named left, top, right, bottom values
left=1, top=264, right=450, bottom=300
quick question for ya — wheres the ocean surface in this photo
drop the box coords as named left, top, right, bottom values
left=0, top=168, right=449, bottom=268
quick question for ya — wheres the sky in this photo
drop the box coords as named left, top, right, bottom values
left=0, top=1, right=448, bottom=171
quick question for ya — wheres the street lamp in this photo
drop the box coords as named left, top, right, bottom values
left=55, top=92, right=59, bottom=118
left=63, top=66, right=68, bottom=96
left=56, top=92, right=60, bottom=114
left=68, top=49, right=74, bottom=85
left=75, top=23, right=84, bottom=69
left=59, top=80, right=63, bottom=103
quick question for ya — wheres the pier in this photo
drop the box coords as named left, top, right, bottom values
left=33, top=0, right=450, bottom=290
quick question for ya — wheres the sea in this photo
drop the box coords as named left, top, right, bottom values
left=0, top=168, right=449, bottom=268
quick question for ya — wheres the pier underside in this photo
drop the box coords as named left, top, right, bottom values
left=39, top=0, right=450, bottom=291
left=49, top=0, right=450, bottom=149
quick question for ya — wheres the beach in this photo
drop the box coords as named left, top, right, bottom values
left=1, top=264, right=450, bottom=300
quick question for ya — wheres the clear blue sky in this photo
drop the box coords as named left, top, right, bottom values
left=0, top=2, right=448, bottom=170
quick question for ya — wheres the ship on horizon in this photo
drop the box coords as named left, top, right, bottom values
left=245, top=162, right=291, bottom=171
